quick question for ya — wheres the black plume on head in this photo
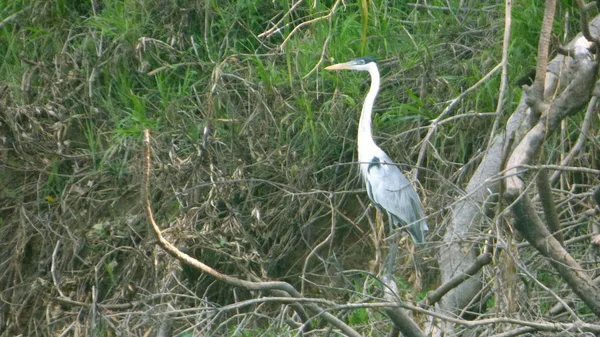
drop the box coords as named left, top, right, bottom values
left=355, top=56, right=377, bottom=64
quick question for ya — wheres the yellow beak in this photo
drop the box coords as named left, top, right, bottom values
left=325, top=62, right=354, bottom=70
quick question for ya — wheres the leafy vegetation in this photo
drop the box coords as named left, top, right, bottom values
left=1, top=0, right=598, bottom=336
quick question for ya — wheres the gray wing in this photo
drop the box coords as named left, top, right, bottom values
left=364, top=153, right=428, bottom=245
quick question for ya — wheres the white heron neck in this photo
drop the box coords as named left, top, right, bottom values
left=357, top=65, right=380, bottom=158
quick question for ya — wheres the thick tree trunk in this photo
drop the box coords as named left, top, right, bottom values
left=438, top=98, right=528, bottom=315
left=437, top=13, right=600, bottom=324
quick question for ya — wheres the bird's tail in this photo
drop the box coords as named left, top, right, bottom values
left=407, top=221, right=428, bottom=247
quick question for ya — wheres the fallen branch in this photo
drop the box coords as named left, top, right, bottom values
left=333, top=302, right=600, bottom=334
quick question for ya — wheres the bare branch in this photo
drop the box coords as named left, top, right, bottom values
left=505, top=52, right=597, bottom=199
left=502, top=19, right=600, bottom=316
left=487, top=0, right=513, bottom=149
left=51, top=239, right=66, bottom=298
left=258, top=0, right=342, bottom=50
left=576, top=0, right=600, bottom=49
left=302, top=196, right=336, bottom=294
left=341, top=302, right=600, bottom=333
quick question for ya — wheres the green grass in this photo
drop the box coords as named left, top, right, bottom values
left=1, top=0, right=596, bottom=335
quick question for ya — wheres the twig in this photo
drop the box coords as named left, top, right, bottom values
left=259, top=0, right=341, bottom=50
left=501, top=239, right=581, bottom=321
left=258, top=0, right=305, bottom=39
left=301, top=196, right=337, bottom=294
left=303, top=0, right=337, bottom=78
left=407, top=3, right=498, bottom=12
left=510, top=196, right=600, bottom=317
left=332, top=301, right=600, bottom=333
left=51, top=239, right=66, bottom=298
left=489, top=327, right=536, bottom=337
left=513, top=164, right=600, bottom=177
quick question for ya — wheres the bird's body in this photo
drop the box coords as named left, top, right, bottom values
left=326, top=57, right=428, bottom=245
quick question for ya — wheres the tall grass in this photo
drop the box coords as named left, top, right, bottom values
left=0, top=0, right=593, bottom=335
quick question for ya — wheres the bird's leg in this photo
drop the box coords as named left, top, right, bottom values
left=385, top=222, right=400, bottom=279
left=371, top=208, right=385, bottom=274
left=410, top=243, right=423, bottom=292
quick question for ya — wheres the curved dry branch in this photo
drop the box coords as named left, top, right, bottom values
left=576, top=0, right=600, bottom=49
left=142, top=129, right=363, bottom=337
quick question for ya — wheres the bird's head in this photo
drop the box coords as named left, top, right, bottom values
left=325, top=56, right=377, bottom=72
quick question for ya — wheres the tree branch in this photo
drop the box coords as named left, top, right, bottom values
left=528, top=0, right=556, bottom=117
left=422, top=252, right=492, bottom=306
left=381, top=276, right=425, bottom=337
left=510, top=196, right=600, bottom=317
left=505, top=52, right=597, bottom=199
left=549, top=96, right=598, bottom=184
left=535, top=168, right=564, bottom=245
left=576, top=0, right=600, bottom=49
left=503, top=9, right=600, bottom=316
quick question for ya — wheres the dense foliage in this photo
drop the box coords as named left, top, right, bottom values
left=1, top=0, right=598, bottom=336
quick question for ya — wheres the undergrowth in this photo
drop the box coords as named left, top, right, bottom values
left=0, top=0, right=597, bottom=336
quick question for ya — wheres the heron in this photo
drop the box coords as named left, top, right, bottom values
left=325, top=57, right=428, bottom=251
